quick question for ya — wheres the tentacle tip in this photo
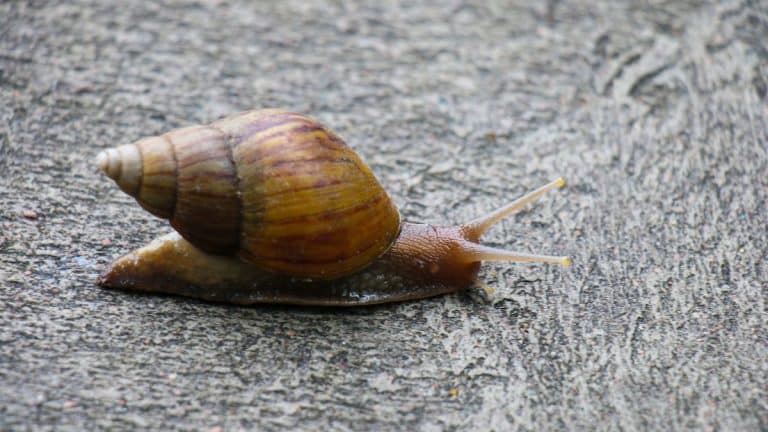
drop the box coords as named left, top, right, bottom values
left=560, top=256, right=571, bottom=267
left=555, top=177, right=566, bottom=188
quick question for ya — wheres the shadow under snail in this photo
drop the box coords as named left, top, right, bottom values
left=96, top=109, right=570, bottom=306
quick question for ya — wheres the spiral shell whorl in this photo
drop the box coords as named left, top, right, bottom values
left=96, top=145, right=143, bottom=198
left=98, top=109, right=401, bottom=280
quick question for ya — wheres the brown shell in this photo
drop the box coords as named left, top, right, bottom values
left=97, top=109, right=401, bottom=280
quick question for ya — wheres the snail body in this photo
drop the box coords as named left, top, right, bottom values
left=97, top=109, right=569, bottom=306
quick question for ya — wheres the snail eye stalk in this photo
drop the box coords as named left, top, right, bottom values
left=456, top=241, right=571, bottom=267
left=459, top=178, right=570, bottom=267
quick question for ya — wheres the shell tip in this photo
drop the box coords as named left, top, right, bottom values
left=96, top=151, right=109, bottom=174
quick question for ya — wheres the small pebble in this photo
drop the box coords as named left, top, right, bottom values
left=102, top=238, right=112, bottom=247
left=73, top=83, right=95, bottom=94
left=22, top=210, right=38, bottom=220
left=448, top=388, right=459, bottom=398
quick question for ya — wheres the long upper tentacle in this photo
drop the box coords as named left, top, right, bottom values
left=463, top=177, right=566, bottom=239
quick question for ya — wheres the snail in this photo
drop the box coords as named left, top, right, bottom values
left=96, top=109, right=570, bottom=306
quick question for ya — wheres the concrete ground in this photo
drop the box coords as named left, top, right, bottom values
left=1, top=0, right=766, bottom=430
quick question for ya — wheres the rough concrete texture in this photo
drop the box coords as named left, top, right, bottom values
left=1, top=0, right=766, bottom=430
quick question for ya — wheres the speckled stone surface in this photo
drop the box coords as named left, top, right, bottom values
left=1, top=0, right=766, bottom=430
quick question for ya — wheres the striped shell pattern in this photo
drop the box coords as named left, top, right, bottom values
left=97, top=109, right=401, bottom=279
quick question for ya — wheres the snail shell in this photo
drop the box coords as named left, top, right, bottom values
left=97, top=109, right=400, bottom=279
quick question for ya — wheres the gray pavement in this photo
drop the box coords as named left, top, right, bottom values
left=1, top=0, right=766, bottom=430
